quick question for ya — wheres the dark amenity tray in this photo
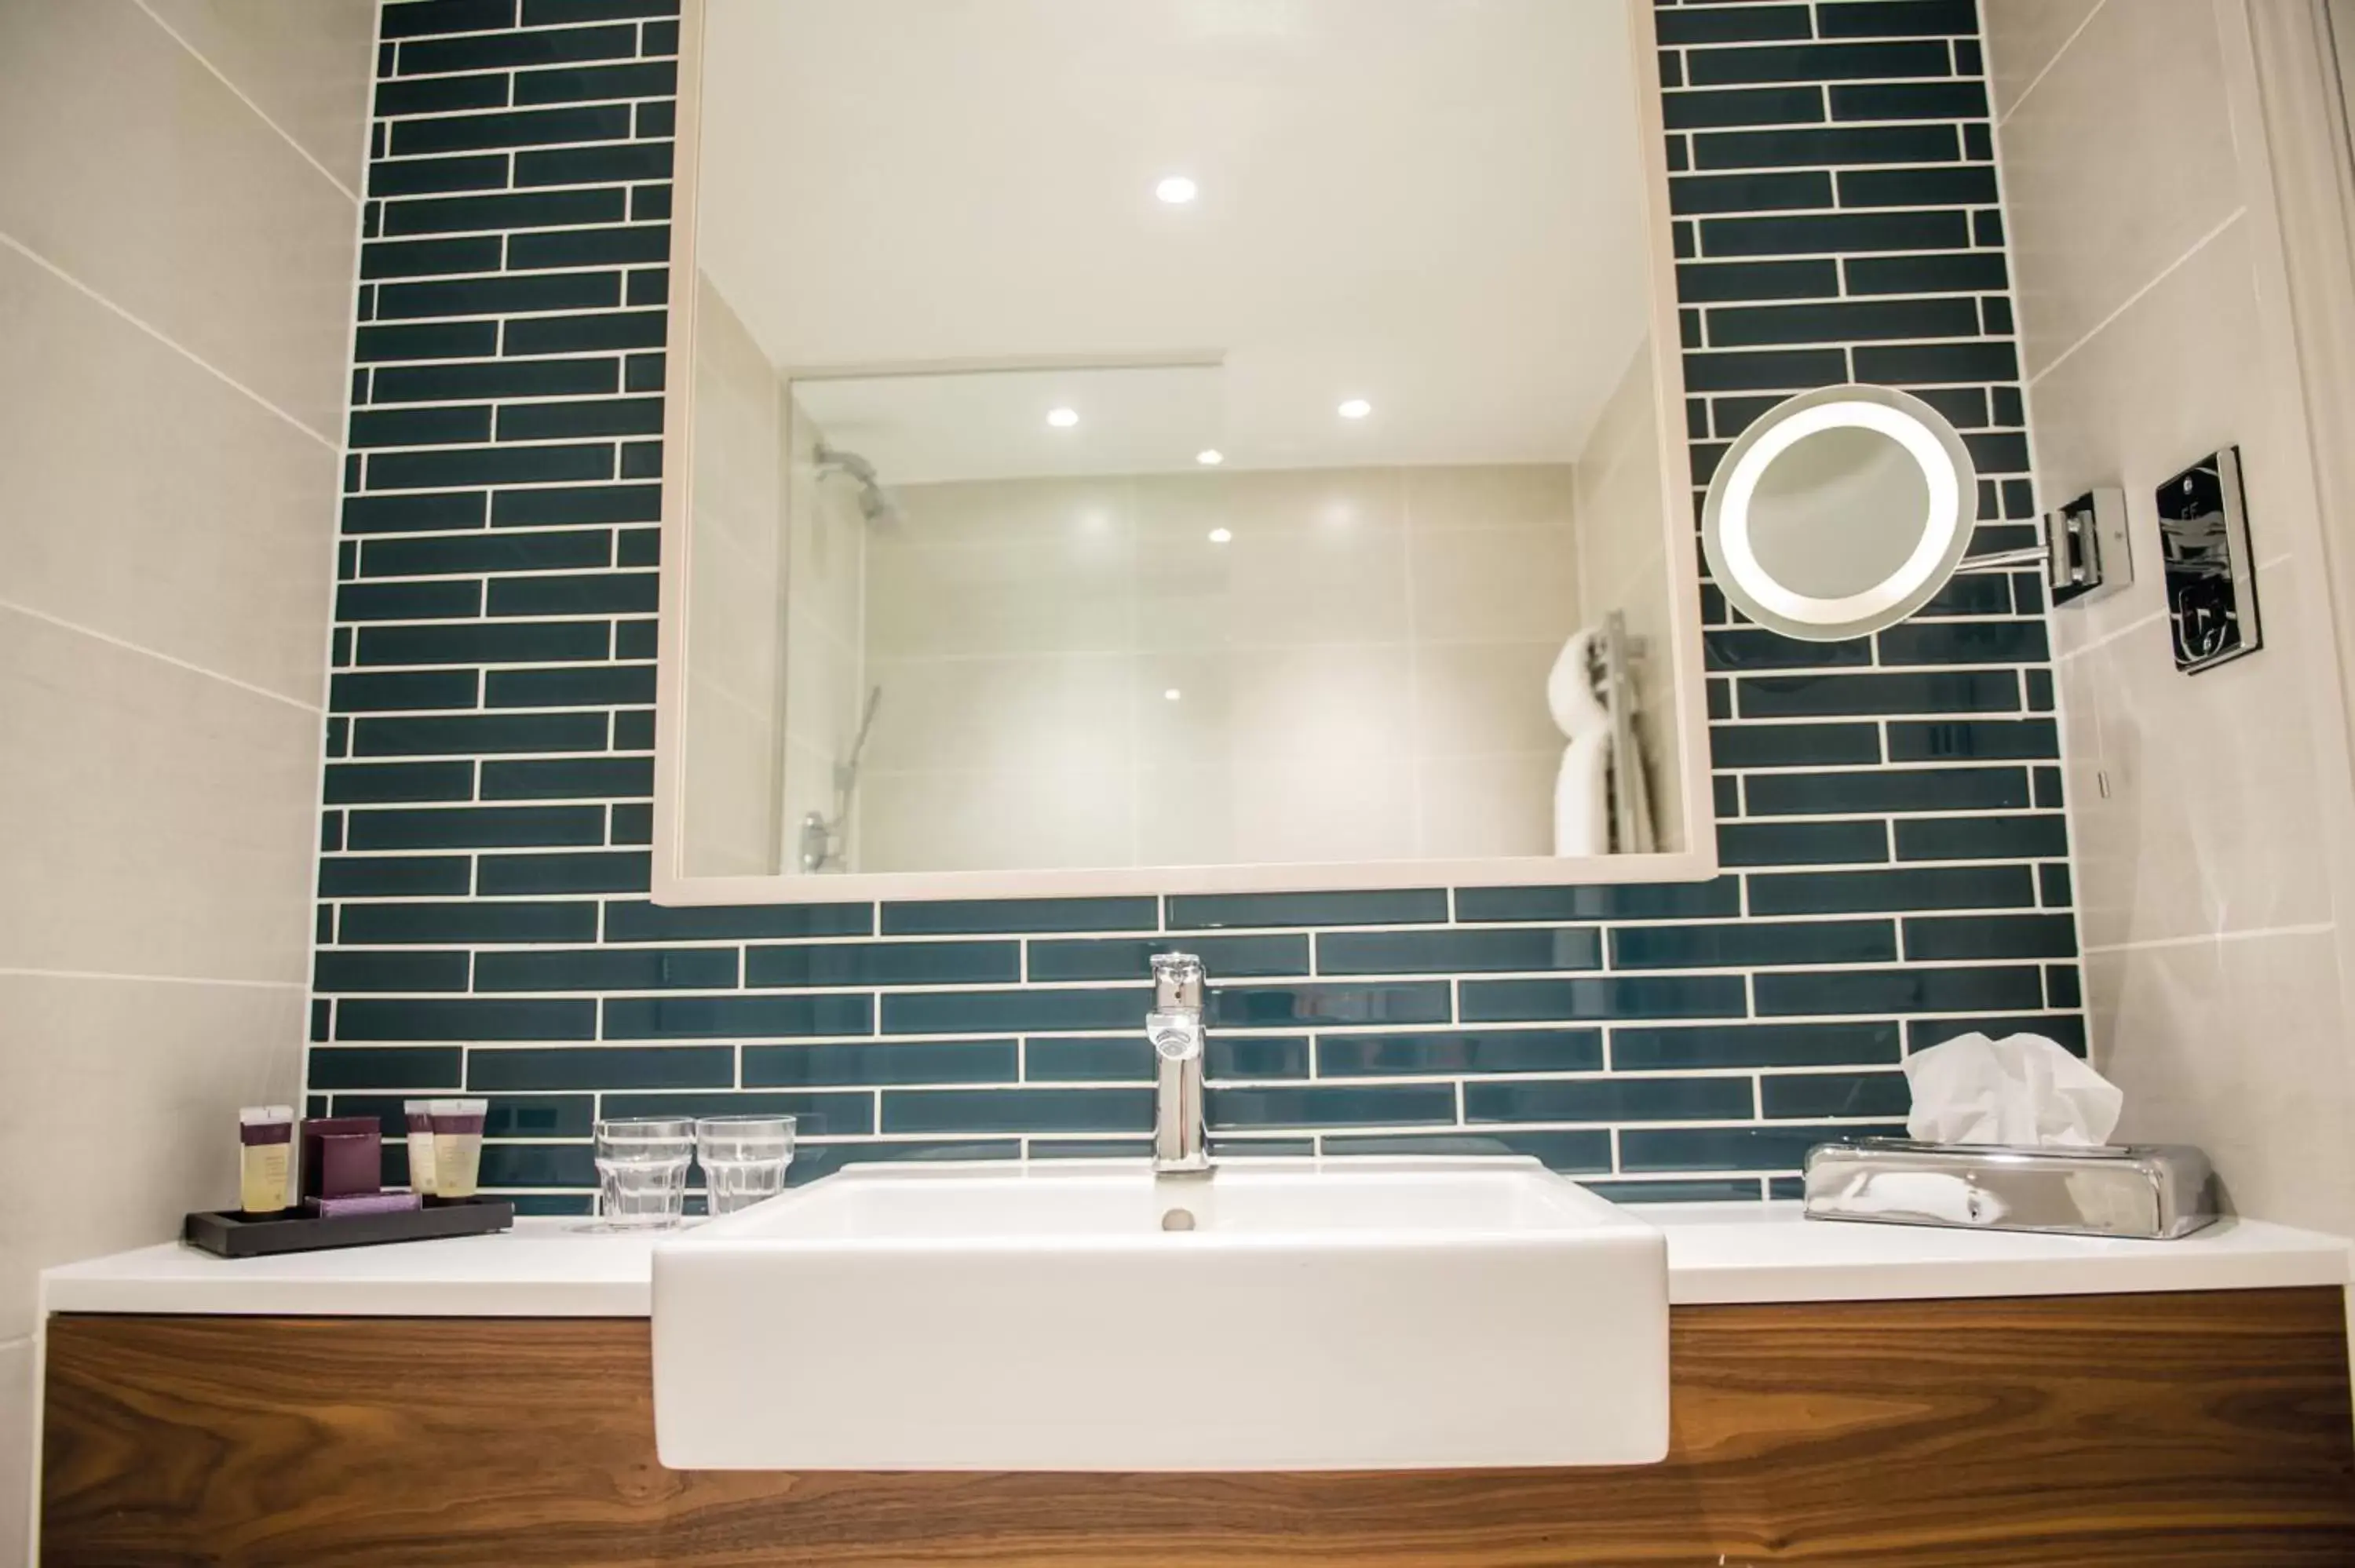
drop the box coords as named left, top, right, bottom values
left=183, top=1196, right=515, bottom=1258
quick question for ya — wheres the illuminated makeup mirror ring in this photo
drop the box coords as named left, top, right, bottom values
left=1700, top=384, right=1982, bottom=643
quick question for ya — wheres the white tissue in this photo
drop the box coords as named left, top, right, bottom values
left=1902, top=1031, right=2123, bottom=1147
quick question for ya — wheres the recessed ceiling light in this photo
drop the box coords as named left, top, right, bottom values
left=1163, top=687, right=1184, bottom=702
left=1207, top=527, right=1233, bottom=544
left=1196, top=448, right=1224, bottom=466
left=1156, top=176, right=1199, bottom=205
left=1338, top=398, right=1373, bottom=421
left=1046, top=407, right=1079, bottom=428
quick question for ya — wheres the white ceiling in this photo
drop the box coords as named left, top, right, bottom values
left=697, top=0, right=1653, bottom=481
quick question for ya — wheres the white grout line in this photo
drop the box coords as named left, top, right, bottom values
left=2050, top=605, right=2167, bottom=662
left=2080, top=923, right=2338, bottom=956
left=0, top=966, right=305, bottom=990
left=2027, top=208, right=2247, bottom=388
left=1995, top=0, right=2109, bottom=129
left=0, top=231, right=341, bottom=450
left=0, top=596, right=324, bottom=716
left=130, top=0, right=363, bottom=202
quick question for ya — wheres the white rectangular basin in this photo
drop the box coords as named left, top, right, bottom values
left=652, top=1158, right=1668, bottom=1471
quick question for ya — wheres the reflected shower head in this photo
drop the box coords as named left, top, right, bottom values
left=813, top=443, right=901, bottom=528
left=815, top=442, right=878, bottom=485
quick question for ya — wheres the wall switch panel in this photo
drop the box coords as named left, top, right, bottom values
left=2157, top=447, right=2262, bottom=673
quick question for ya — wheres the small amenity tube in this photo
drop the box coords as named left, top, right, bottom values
left=239, top=1106, right=294, bottom=1216
left=431, top=1099, right=487, bottom=1198
left=404, top=1099, right=438, bottom=1196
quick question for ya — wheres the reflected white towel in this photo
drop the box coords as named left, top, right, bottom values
left=1548, top=625, right=1658, bottom=856
left=1554, top=729, right=1610, bottom=857
left=1547, top=629, right=1608, bottom=741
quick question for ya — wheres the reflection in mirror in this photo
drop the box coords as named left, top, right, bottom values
left=671, top=0, right=1706, bottom=890
left=1702, top=385, right=1979, bottom=644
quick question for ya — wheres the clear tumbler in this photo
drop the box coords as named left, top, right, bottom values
left=592, top=1116, right=696, bottom=1228
left=695, top=1114, right=797, bottom=1216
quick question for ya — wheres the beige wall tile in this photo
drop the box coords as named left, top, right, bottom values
left=1408, top=524, right=1580, bottom=644
left=831, top=461, right=1639, bottom=869
left=1417, top=753, right=1555, bottom=859
left=0, top=975, right=306, bottom=1343
left=684, top=275, right=786, bottom=877
left=1136, top=467, right=1406, bottom=542
left=2028, top=217, right=2258, bottom=655
left=2021, top=188, right=2331, bottom=946
left=1572, top=346, right=1684, bottom=850
left=1130, top=652, right=1236, bottom=764
left=1983, top=0, right=2102, bottom=122
left=1131, top=469, right=1408, bottom=651
left=1134, top=763, right=1234, bottom=867
left=0, top=1334, right=24, bottom=1568
left=0, top=607, right=319, bottom=983
left=1228, top=644, right=1411, bottom=763
left=1997, top=0, right=2240, bottom=381
left=1412, top=641, right=1563, bottom=759
left=693, top=277, right=783, bottom=560
left=1136, top=760, right=1421, bottom=867
left=1227, top=760, right=1418, bottom=864
left=681, top=677, right=782, bottom=878
left=2005, top=0, right=2355, bottom=1249
left=867, top=531, right=1139, bottom=660
left=138, top=0, right=377, bottom=195
left=2061, top=563, right=2332, bottom=947
left=895, top=475, right=1138, bottom=548
left=2087, top=932, right=2355, bottom=1234
left=861, top=767, right=1134, bottom=873
left=0, top=246, right=339, bottom=706
left=1574, top=348, right=1669, bottom=616
left=1404, top=465, right=1575, bottom=532
left=687, top=520, right=783, bottom=714
left=0, top=0, right=358, bottom=437
left=688, top=473, right=784, bottom=713
left=864, top=654, right=1134, bottom=775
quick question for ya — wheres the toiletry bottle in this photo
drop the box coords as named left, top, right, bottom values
left=404, top=1099, right=439, bottom=1197
left=239, top=1106, right=294, bottom=1216
left=432, top=1099, right=487, bottom=1199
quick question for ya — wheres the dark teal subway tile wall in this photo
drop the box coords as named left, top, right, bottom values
left=310, top=0, right=2079, bottom=1211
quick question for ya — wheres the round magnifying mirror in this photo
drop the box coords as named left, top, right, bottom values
left=1701, top=385, right=1978, bottom=642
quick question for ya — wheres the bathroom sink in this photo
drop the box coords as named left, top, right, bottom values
left=651, top=1157, right=1668, bottom=1471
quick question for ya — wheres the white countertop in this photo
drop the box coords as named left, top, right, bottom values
left=39, top=1203, right=2350, bottom=1316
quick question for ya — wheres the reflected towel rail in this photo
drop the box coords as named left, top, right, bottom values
left=1588, top=611, right=1653, bottom=855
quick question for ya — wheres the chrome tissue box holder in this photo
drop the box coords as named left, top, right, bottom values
left=1802, top=1139, right=2217, bottom=1240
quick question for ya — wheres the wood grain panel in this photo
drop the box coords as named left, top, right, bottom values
left=41, top=1290, right=2355, bottom=1566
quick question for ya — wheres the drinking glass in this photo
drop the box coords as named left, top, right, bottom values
left=695, top=1114, right=797, bottom=1216
left=592, top=1117, right=696, bottom=1228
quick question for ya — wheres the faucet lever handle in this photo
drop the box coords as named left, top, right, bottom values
left=1150, top=951, right=1204, bottom=1012
left=1147, top=1012, right=1203, bottom=1061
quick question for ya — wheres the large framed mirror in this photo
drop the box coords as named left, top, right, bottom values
left=652, top=0, right=1714, bottom=904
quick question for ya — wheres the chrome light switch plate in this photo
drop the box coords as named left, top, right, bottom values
left=2157, top=447, right=2262, bottom=673
left=2046, top=487, right=2130, bottom=607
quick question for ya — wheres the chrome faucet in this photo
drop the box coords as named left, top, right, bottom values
left=1148, top=953, right=1210, bottom=1175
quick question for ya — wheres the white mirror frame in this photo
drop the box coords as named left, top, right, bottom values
left=1700, top=383, right=1980, bottom=644
left=649, top=0, right=1718, bottom=906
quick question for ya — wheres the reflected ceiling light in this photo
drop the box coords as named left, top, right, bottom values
left=1046, top=407, right=1080, bottom=428
left=1196, top=449, right=1224, bottom=466
left=1207, top=527, right=1233, bottom=544
left=1338, top=398, right=1373, bottom=420
left=1163, top=688, right=1184, bottom=702
left=1156, top=175, right=1199, bottom=205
